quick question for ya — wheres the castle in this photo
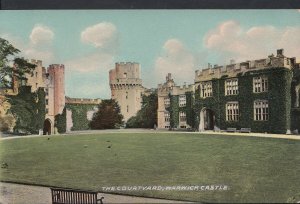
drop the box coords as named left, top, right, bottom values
left=157, top=49, right=300, bottom=134
left=0, top=59, right=101, bottom=134
left=109, top=62, right=148, bottom=122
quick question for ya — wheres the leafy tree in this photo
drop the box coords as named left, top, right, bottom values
left=90, top=99, right=124, bottom=129
left=0, top=37, right=36, bottom=88
left=0, top=38, right=43, bottom=134
left=55, top=107, right=66, bottom=133
left=126, top=92, right=158, bottom=128
left=7, top=86, right=46, bottom=134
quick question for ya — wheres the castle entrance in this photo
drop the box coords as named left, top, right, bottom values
left=199, top=108, right=215, bottom=131
left=43, top=119, right=52, bottom=135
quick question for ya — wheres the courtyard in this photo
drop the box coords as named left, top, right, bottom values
left=0, top=131, right=300, bottom=203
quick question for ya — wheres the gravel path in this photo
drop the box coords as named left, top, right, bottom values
left=0, top=182, right=190, bottom=204
left=1, top=128, right=300, bottom=141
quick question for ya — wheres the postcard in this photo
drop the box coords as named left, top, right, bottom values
left=0, top=9, right=300, bottom=204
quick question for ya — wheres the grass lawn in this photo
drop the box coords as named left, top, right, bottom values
left=0, top=133, right=300, bottom=202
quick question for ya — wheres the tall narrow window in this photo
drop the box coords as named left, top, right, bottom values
left=179, top=95, right=186, bottom=107
left=164, top=97, right=170, bottom=107
left=126, top=92, right=128, bottom=99
left=124, top=72, right=127, bottom=78
left=179, top=111, right=186, bottom=122
left=164, top=112, right=170, bottom=122
left=200, top=81, right=212, bottom=98
left=225, top=78, right=238, bottom=95
left=226, top=102, right=239, bottom=121
left=127, top=105, right=129, bottom=113
left=253, top=76, right=268, bottom=93
left=254, top=100, right=269, bottom=121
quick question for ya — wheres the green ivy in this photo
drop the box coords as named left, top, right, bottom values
left=55, top=107, right=66, bottom=133
left=6, top=86, right=45, bottom=134
left=194, top=67, right=293, bottom=134
left=167, top=92, right=194, bottom=129
left=65, top=104, right=96, bottom=131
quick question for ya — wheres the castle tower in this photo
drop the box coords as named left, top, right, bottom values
left=47, top=64, right=65, bottom=116
left=25, top=59, right=46, bottom=92
left=109, top=62, right=144, bottom=122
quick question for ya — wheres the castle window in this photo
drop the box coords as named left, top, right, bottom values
left=35, top=72, right=38, bottom=78
left=254, top=100, right=269, bottom=121
left=179, top=111, right=186, bottom=122
left=200, top=81, right=212, bottom=98
left=253, top=76, right=268, bottom=93
left=164, top=112, right=170, bottom=122
left=126, top=92, right=128, bottom=99
left=46, top=99, right=48, bottom=105
left=46, top=108, right=48, bottom=114
left=225, top=78, right=238, bottom=95
left=164, top=97, right=170, bottom=107
left=127, top=105, right=129, bottom=112
left=124, top=73, right=127, bottom=78
left=179, top=95, right=186, bottom=107
left=226, top=102, right=239, bottom=121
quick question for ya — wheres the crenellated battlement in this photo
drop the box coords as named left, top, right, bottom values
left=29, top=59, right=43, bottom=66
left=171, top=84, right=195, bottom=95
left=195, top=49, right=296, bottom=82
left=109, top=62, right=142, bottom=86
left=65, top=97, right=101, bottom=105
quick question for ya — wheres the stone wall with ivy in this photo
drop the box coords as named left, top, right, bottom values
left=194, top=67, right=292, bottom=134
left=65, top=104, right=96, bottom=131
left=167, top=91, right=195, bottom=129
left=6, top=86, right=46, bottom=134
left=55, top=107, right=66, bottom=133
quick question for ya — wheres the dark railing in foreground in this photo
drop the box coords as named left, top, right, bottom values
left=51, top=188, right=104, bottom=204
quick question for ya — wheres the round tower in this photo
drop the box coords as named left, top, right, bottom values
left=47, top=64, right=65, bottom=116
left=109, top=62, right=144, bottom=122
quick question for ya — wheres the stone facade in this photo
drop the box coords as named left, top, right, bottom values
left=25, top=60, right=46, bottom=92
left=157, top=73, right=194, bottom=129
left=109, top=62, right=146, bottom=122
left=157, top=49, right=300, bottom=134
left=65, top=97, right=101, bottom=132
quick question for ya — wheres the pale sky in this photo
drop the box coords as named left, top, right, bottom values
left=0, top=10, right=300, bottom=99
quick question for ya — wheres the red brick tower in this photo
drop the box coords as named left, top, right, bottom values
left=47, top=64, right=65, bottom=115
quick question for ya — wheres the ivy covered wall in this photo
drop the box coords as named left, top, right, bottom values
left=194, top=67, right=292, bottom=134
left=55, top=107, right=66, bottom=133
left=7, top=86, right=46, bottom=134
left=167, top=91, right=195, bottom=129
left=65, top=104, right=96, bottom=131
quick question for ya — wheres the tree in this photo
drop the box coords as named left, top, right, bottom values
left=126, top=92, right=158, bottom=128
left=7, top=86, right=46, bottom=134
left=0, top=38, right=43, bottom=134
left=0, top=37, right=36, bottom=88
left=90, top=99, right=124, bottom=129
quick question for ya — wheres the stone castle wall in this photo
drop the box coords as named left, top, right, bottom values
left=195, top=49, right=296, bottom=82
left=109, top=62, right=145, bottom=122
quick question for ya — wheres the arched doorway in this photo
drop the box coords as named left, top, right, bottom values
left=43, top=119, right=52, bottom=135
left=199, top=108, right=215, bottom=131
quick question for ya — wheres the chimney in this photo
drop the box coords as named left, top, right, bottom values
left=166, top=73, right=172, bottom=81
left=277, top=49, right=284, bottom=56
